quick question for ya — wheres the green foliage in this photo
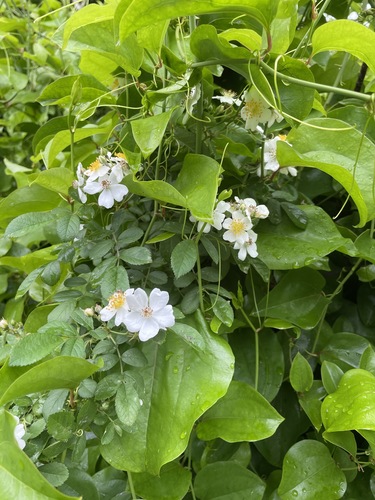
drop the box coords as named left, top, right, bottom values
left=1, top=0, right=375, bottom=498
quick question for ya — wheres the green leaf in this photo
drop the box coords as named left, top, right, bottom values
left=47, top=411, right=76, bottom=441
left=55, top=212, right=81, bottom=242
left=169, top=323, right=205, bottom=351
left=0, top=410, right=76, bottom=500
left=190, top=25, right=250, bottom=79
left=269, top=0, right=298, bottom=55
left=322, top=369, right=375, bottom=434
left=278, top=119, right=375, bottom=227
left=123, top=176, right=186, bottom=208
left=131, top=110, right=173, bottom=158
left=278, top=440, right=346, bottom=499
left=211, top=295, right=234, bottom=327
left=32, top=168, right=75, bottom=197
left=219, top=28, right=262, bottom=53
left=38, top=463, right=69, bottom=488
left=196, top=381, right=284, bottom=442
left=9, top=330, right=64, bottom=366
left=360, top=345, right=375, bottom=376
left=174, top=154, right=222, bottom=223
left=312, top=19, right=375, bottom=75
left=320, top=332, right=370, bottom=371
left=5, top=211, right=58, bottom=239
left=194, top=461, right=265, bottom=500
left=132, top=462, right=191, bottom=500
left=119, top=246, right=152, bottom=265
left=257, top=204, right=354, bottom=270
left=256, top=268, right=329, bottom=330
left=355, top=230, right=375, bottom=263
left=100, top=266, right=130, bottom=299
left=171, top=240, right=197, bottom=279
left=41, top=260, right=61, bottom=286
left=321, top=361, right=344, bottom=394
left=290, top=353, right=313, bottom=393
left=0, top=357, right=101, bottom=405
left=115, top=378, right=141, bottom=426
left=37, top=74, right=115, bottom=106
left=230, top=328, right=284, bottom=402
left=101, top=310, right=234, bottom=474
left=116, top=0, right=278, bottom=41
left=298, top=381, right=326, bottom=431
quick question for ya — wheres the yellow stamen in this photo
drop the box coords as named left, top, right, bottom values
left=244, top=99, right=264, bottom=118
left=88, top=159, right=101, bottom=172
left=108, top=291, right=125, bottom=309
left=230, top=220, right=245, bottom=236
left=278, top=134, right=287, bottom=141
left=115, top=153, right=127, bottom=160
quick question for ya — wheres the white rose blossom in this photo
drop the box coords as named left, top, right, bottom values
left=240, top=87, right=283, bottom=131
left=100, top=289, right=134, bottom=326
left=212, top=90, right=242, bottom=106
left=189, top=200, right=231, bottom=233
left=125, top=288, right=175, bottom=342
left=262, top=135, right=297, bottom=177
left=222, top=210, right=254, bottom=246
left=83, top=172, right=129, bottom=209
left=233, top=231, right=258, bottom=261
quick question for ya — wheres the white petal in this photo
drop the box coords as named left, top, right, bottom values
left=83, top=181, right=102, bottom=194
left=98, top=190, right=115, bottom=209
left=127, top=288, right=148, bottom=311
left=110, top=184, right=128, bottom=202
left=153, top=306, right=175, bottom=328
left=124, top=311, right=144, bottom=332
left=139, top=318, right=161, bottom=341
left=100, top=307, right=116, bottom=322
left=149, top=288, right=169, bottom=310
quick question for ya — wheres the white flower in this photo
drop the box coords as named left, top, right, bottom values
left=0, top=318, right=8, bottom=329
left=233, top=231, right=258, bottom=260
left=73, top=163, right=87, bottom=203
left=234, top=197, right=269, bottom=219
left=222, top=210, right=253, bottom=245
left=213, top=90, right=242, bottom=106
left=83, top=172, right=129, bottom=209
left=189, top=200, right=230, bottom=233
left=100, top=289, right=134, bottom=326
left=125, top=288, right=175, bottom=341
left=240, top=87, right=282, bottom=131
left=262, top=135, right=297, bottom=177
left=84, top=158, right=110, bottom=181
left=11, top=415, right=26, bottom=450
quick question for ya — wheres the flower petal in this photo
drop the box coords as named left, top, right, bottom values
left=98, top=190, right=115, bottom=209
left=127, top=288, right=148, bottom=311
left=149, top=288, right=169, bottom=310
left=139, top=318, right=161, bottom=341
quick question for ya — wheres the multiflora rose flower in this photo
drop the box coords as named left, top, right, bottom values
left=100, top=288, right=175, bottom=342
left=240, top=87, right=283, bottom=131
left=125, top=288, right=175, bottom=342
left=262, top=135, right=297, bottom=177
left=72, top=151, right=131, bottom=207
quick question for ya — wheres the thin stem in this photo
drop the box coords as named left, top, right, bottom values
left=190, top=59, right=372, bottom=103
left=239, top=307, right=259, bottom=390
left=127, top=471, right=137, bottom=500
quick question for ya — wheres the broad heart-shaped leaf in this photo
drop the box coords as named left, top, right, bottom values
left=312, top=20, right=375, bottom=75
left=101, top=311, right=234, bottom=474
left=174, top=154, right=222, bottom=222
left=229, top=328, right=284, bottom=402
left=219, top=28, right=262, bottom=53
left=278, top=118, right=375, bottom=227
left=257, top=204, right=356, bottom=270
left=194, top=461, right=265, bottom=500
left=0, top=410, right=77, bottom=500
left=190, top=25, right=251, bottom=80
left=196, top=380, right=284, bottom=442
left=116, top=0, right=278, bottom=42
left=322, top=369, right=375, bottom=434
left=256, top=268, right=329, bottom=330
left=0, top=357, right=101, bottom=405
left=124, top=154, right=221, bottom=222
left=0, top=246, right=58, bottom=274
left=37, top=74, right=115, bottom=107
left=271, top=55, right=315, bottom=121
left=269, top=0, right=298, bottom=55
left=131, top=110, right=173, bottom=158
left=132, top=462, right=191, bottom=500
left=278, top=440, right=346, bottom=499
